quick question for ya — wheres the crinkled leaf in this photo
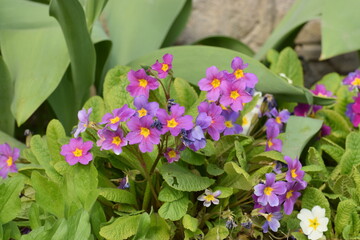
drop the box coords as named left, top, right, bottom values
left=170, top=78, right=198, bottom=110
left=180, top=148, right=205, bottom=166
left=340, top=132, right=360, bottom=174
left=145, top=214, right=170, bottom=240
left=158, top=184, right=184, bottom=202
left=316, top=109, right=351, bottom=141
left=206, top=163, right=224, bottom=176
left=99, top=188, right=136, bottom=205
left=335, top=199, right=357, bottom=235
left=320, top=138, right=344, bottom=163
left=158, top=196, right=189, bottom=221
left=250, top=151, right=286, bottom=164
left=100, top=215, right=141, bottom=240
left=332, top=175, right=355, bottom=199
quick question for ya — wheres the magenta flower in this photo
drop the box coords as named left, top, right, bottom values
left=96, top=128, right=107, bottom=147
left=198, top=66, right=227, bottom=101
left=343, top=69, right=360, bottom=90
left=151, top=53, right=173, bottom=79
left=197, top=102, right=226, bottom=141
left=98, top=128, right=127, bottom=155
left=126, top=116, right=161, bottom=153
left=285, top=156, right=307, bottom=187
left=279, top=182, right=304, bottom=215
left=254, top=173, right=287, bottom=207
left=346, top=93, right=360, bottom=127
left=221, top=110, right=243, bottom=135
left=197, top=189, right=221, bottom=207
left=311, top=84, right=333, bottom=97
left=265, top=108, right=290, bottom=132
left=265, top=126, right=282, bottom=152
left=229, top=57, right=258, bottom=88
left=100, top=105, right=135, bottom=131
left=74, top=108, right=92, bottom=138
left=320, top=124, right=331, bottom=138
left=60, top=138, right=93, bottom=165
left=219, top=80, right=252, bottom=111
left=157, top=104, right=193, bottom=136
left=262, top=212, right=282, bottom=233
left=164, top=148, right=180, bottom=163
left=0, top=143, right=19, bottom=178
left=126, top=68, right=159, bottom=98
left=134, top=95, right=159, bottom=118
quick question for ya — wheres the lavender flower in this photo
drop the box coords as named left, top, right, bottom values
left=285, top=156, right=307, bottom=188
left=74, top=108, right=92, bottom=137
left=254, top=173, right=287, bottom=207
left=221, top=110, right=243, bottom=135
left=343, top=69, right=360, bottom=90
left=98, top=128, right=127, bottom=155
left=265, top=126, right=282, bottom=152
left=219, top=80, right=252, bottom=112
left=265, top=108, right=290, bottom=132
left=197, top=102, right=225, bottom=141
left=228, top=56, right=258, bottom=88
left=262, top=212, right=282, bottom=233
left=279, top=182, right=304, bottom=215
left=0, top=143, right=19, bottom=178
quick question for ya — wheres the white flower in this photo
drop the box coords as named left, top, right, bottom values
left=197, top=189, right=221, bottom=207
left=297, top=206, right=329, bottom=240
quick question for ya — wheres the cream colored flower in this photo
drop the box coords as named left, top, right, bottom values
left=297, top=206, right=329, bottom=240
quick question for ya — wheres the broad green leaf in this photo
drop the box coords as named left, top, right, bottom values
left=66, top=210, right=91, bottom=240
left=158, top=196, right=189, bottom=221
left=204, top=226, right=229, bottom=240
left=213, top=135, right=248, bottom=159
left=0, top=130, right=26, bottom=150
left=194, top=36, right=254, bottom=57
left=0, top=175, right=24, bottom=223
left=332, top=175, right=355, bottom=199
left=282, top=116, right=323, bottom=159
left=335, top=199, right=357, bottom=236
left=145, top=214, right=170, bottom=240
left=250, top=166, right=273, bottom=183
left=99, top=188, right=136, bottom=205
left=29, top=203, right=41, bottom=230
left=102, top=0, right=186, bottom=66
left=302, top=165, right=326, bottom=172
left=46, top=119, right=66, bottom=164
left=206, top=163, right=224, bottom=176
left=182, top=214, right=198, bottom=232
left=90, top=201, right=106, bottom=240
left=219, top=162, right=252, bottom=190
left=212, top=186, right=233, bottom=199
left=250, top=151, right=286, bottom=164
left=128, top=46, right=334, bottom=106
left=266, top=49, right=279, bottom=71
left=50, top=219, right=68, bottom=240
left=321, top=0, right=360, bottom=59
left=3, top=221, right=21, bottom=240
left=340, top=132, right=360, bottom=174
left=132, top=213, right=151, bottom=240
left=83, top=0, right=108, bottom=30
left=31, top=171, right=64, bottom=218
left=0, top=56, right=14, bottom=135
left=273, top=47, right=303, bottom=86
left=20, top=226, right=52, bottom=240
left=83, top=96, right=106, bottom=123
left=100, top=214, right=141, bottom=240
left=160, top=163, right=214, bottom=192
left=158, top=184, right=184, bottom=202
left=235, top=141, right=247, bottom=170
left=305, top=147, right=328, bottom=178
left=170, top=78, right=198, bottom=110
left=180, top=148, right=205, bottom=166
left=320, top=138, right=344, bottom=163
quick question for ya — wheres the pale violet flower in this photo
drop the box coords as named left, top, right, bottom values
left=197, top=189, right=221, bottom=207
left=297, top=206, right=329, bottom=240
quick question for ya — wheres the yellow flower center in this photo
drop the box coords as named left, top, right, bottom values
left=73, top=148, right=83, bottom=157
left=225, top=120, right=233, bottom=128
left=161, top=63, right=169, bottom=72
left=138, top=108, right=148, bottom=117
left=211, top=78, right=221, bottom=88
left=230, top=90, right=240, bottom=100
left=110, top=116, right=120, bottom=124
left=140, top=127, right=150, bottom=137
left=286, top=190, right=294, bottom=199
left=167, top=118, right=178, bottom=128
left=266, top=213, right=273, bottom=221
left=168, top=150, right=177, bottom=158
left=242, top=116, right=248, bottom=125
left=268, top=139, right=273, bottom=147
left=291, top=169, right=298, bottom=179
left=220, top=104, right=227, bottom=110
left=139, top=79, right=148, bottom=88
left=309, top=217, right=320, bottom=230
left=317, top=93, right=327, bottom=97
left=275, top=116, right=282, bottom=124
left=112, top=136, right=122, bottom=146
left=204, top=194, right=215, bottom=202
left=264, top=187, right=273, bottom=196
left=7, top=157, right=13, bottom=167
left=351, top=77, right=360, bottom=86
left=234, top=69, right=244, bottom=79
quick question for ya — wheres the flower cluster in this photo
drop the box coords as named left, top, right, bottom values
left=343, top=70, right=360, bottom=127
left=0, top=143, right=19, bottom=179
left=253, top=156, right=307, bottom=233
left=264, top=108, right=290, bottom=152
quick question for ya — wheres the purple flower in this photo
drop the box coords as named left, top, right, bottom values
left=279, top=182, right=304, bottom=215
left=198, top=66, right=227, bottom=101
left=100, top=105, right=135, bottom=131
left=126, top=68, right=159, bottom=98
left=98, top=128, right=127, bottom=155
left=346, top=93, right=360, bottom=127
left=265, top=108, right=290, bottom=132
left=197, top=189, right=221, bottom=207
left=126, top=116, right=161, bottom=153
left=96, top=128, right=107, bottom=147
left=74, top=108, right=92, bottom=138
left=164, top=148, right=180, bottom=163
left=60, top=138, right=93, bottom=165
left=0, top=143, right=19, bottom=178
left=134, top=95, right=159, bottom=118
left=311, top=84, right=333, bottom=97
left=151, top=53, right=173, bottom=79
left=219, top=80, right=252, bottom=112
left=343, top=69, right=360, bottom=90
left=221, top=110, right=243, bottom=135
left=262, top=212, right=282, bottom=233
left=187, top=126, right=207, bottom=151
left=197, top=102, right=226, bottom=141
left=253, top=194, right=282, bottom=214
left=229, top=57, right=258, bottom=88
left=320, top=124, right=331, bottom=138
left=285, top=156, right=307, bottom=187
left=226, top=219, right=238, bottom=230
left=265, top=126, right=282, bottom=152
left=118, top=175, right=130, bottom=189
left=254, top=173, right=287, bottom=207
left=157, top=104, right=193, bottom=136
left=272, top=161, right=286, bottom=174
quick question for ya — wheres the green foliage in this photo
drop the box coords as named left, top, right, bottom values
left=204, top=226, right=229, bottom=240
left=99, top=188, right=136, bottom=205
left=340, top=132, right=360, bottom=174
left=0, top=175, right=24, bottom=223
left=335, top=199, right=360, bottom=238
left=158, top=197, right=189, bottom=221
left=182, top=214, right=198, bottom=232
left=100, top=215, right=142, bottom=240
left=0, top=56, right=14, bottom=136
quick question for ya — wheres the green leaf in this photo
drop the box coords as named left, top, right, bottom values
left=213, top=135, right=249, bottom=159
left=340, top=132, right=360, bottom=174
left=212, top=186, right=233, bottom=199
left=273, top=47, right=304, bottom=86
left=316, top=109, right=351, bottom=141
left=204, top=226, right=229, bottom=240
left=158, top=196, right=189, bottom=221
left=90, top=201, right=106, bottom=240
left=160, top=163, right=214, bottom=192
left=0, top=175, right=24, bottom=223
left=170, top=78, right=198, bottom=110
left=132, top=212, right=151, bottom=240
left=235, top=141, right=247, bottom=170
left=144, top=214, right=170, bottom=240
left=0, top=130, right=26, bottom=150
left=158, top=184, right=184, bottom=202
left=99, top=188, right=136, bottom=205
left=31, top=171, right=64, bottom=218
left=314, top=72, right=342, bottom=94
left=302, top=165, right=326, bottom=172
left=29, top=203, right=41, bottom=230
left=206, top=163, right=225, bottom=176
left=334, top=85, right=355, bottom=119
left=180, top=148, right=205, bottom=166
left=100, top=215, right=141, bottom=240
left=305, top=147, right=328, bottom=178
left=128, top=46, right=334, bottom=106
left=335, top=199, right=357, bottom=235
left=83, top=96, right=106, bottom=123
left=219, top=162, right=252, bottom=190
left=46, top=119, right=66, bottom=164
left=194, top=36, right=254, bottom=56
left=250, top=151, right=285, bottom=164
left=182, top=214, right=198, bottom=232
left=291, top=232, right=308, bottom=240
left=321, top=0, right=360, bottom=59
left=103, top=66, right=133, bottom=111
left=282, top=116, right=323, bottom=159
left=332, top=175, right=355, bottom=199
left=320, top=138, right=344, bottom=163
left=266, top=49, right=279, bottom=71
left=66, top=210, right=91, bottom=240
left=0, top=56, right=14, bottom=135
